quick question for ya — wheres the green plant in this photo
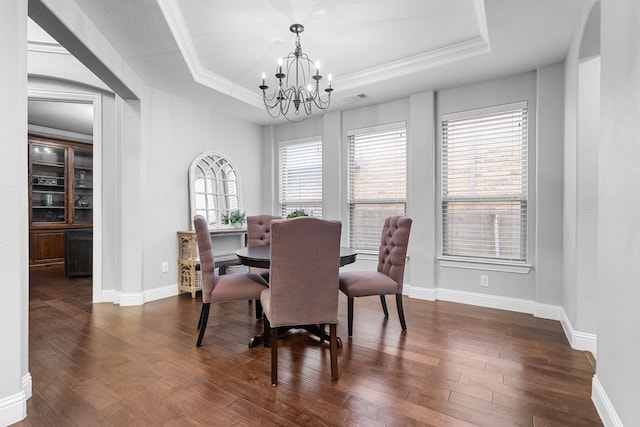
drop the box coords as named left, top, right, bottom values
left=286, top=209, right=309, bottom=219
left=228, top=209, right=246, bottom=225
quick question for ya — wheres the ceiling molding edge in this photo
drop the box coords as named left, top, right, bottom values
left=157, top=0, right=264, bottom=110
left=474, top=0, right=491, bottom=51
left=28, top=40, right=69, bottom=55
left=336, top=37, right=490, bottom=93
left=336, top=0, right=490, bottom=93
left=28, top=124, right=93, bottom=144
left=156, top=0, right=491, bottom=109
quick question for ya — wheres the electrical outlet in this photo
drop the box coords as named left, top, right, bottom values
left=161, top=261, right=169, bottom=273
left=480, top=275, right=489, bottom=287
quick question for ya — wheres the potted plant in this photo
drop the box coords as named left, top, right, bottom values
left=228, top=209, right=246, bottom=227
left=286, top=209, right=309, bottom=218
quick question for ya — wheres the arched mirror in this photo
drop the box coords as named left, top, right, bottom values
left=189, top=152, right=241, bottom=228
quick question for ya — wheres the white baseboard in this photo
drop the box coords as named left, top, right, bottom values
left=592, top=375, right=624, bottom=427
left=22, top=373, right=32, bottom=400
left=100, top=284, right=178, bottom=306
left=405, top=285, right=595, bottom=355
left=560, top=308, right=598, bottom=357
left=143, top=284, right=179, bottom=303
left=0, top=373, right=31, bottom=426
left=407, top=284, right=561, bottom=318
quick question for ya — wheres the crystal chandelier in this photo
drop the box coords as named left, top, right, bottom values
left=260, top=24, right=333, bottom=122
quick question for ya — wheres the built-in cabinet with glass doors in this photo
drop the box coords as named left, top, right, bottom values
left=29, top=135, right=93, bottom=269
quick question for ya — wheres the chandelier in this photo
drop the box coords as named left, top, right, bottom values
left=260, top=24, right=333, bottom=122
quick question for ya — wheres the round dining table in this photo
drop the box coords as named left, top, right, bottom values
left=234, top=245, right=358, bottom=348
left=235, top=245, right=358, bottom=269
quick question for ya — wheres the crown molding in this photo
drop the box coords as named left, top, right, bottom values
left=28, top=40, right=69, bottom=55
left=336, top=37, right=489, bottom=93
left=157, top=0, right=490, bottom=110
left=28, top=124, right=93, bottom=144
left=157, top=0, right=263, bottom=109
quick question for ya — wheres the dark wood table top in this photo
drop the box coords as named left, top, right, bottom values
left=235, top=245, right=357, bottom=269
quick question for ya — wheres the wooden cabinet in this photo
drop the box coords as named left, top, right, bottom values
left=177, top=228, right=247, bottom=298
left=29, top=135, right=93, bottom=269
left=30, top=230, right=65, bottom=266
left=64, top=229, right=93, bottom=277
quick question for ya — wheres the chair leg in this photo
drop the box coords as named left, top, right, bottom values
left=330, top=324, right=338, bottom=380
left=255, top=299, right=263, bottom=319
left=347, top=297, right=354, bottom=337
left=396, top=294, right=407, bottom=330
left=380, top=295, right=389, bottom=316
left=319, top=324, right=325, bottom=343
left=263, top=315, right=271, bottom=348
left=197, top=304, right=205, bottom=330
left=196, top=303, right=210, bottom=346
left=271, top=327, right=278, bottom=386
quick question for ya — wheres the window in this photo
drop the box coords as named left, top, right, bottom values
left=279, top=138, right=322, bottom=217
left=441, top=102, right=528, bottom=262
left=347, top=124, right=407, bottom=252
left=188, top=152, right=241, bottom=227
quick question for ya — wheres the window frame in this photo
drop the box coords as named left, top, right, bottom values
left=188, top=151, right=242, bottom=229
left=346, top=122, right=408, bottom=254
left=438, top=102, right=532, bottom=273
left=278, top=137, right=323, bottom=218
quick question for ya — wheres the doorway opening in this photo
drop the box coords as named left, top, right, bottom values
left=28, top=90, right=103, bottom=302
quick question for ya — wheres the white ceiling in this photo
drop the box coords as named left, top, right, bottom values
left=28, top=99, right=94, bottom=136
left=29, top=0, right=588, bottom=129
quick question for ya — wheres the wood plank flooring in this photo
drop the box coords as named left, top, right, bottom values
left=16, top=268, right=602, bottom=426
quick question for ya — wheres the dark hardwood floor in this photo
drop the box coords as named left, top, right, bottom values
left=16, top=268, right=602, bottom=426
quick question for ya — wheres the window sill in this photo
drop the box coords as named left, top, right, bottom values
left=437, top=256, right=532, bottom=274
left=354, top=251, right=378, bottom=261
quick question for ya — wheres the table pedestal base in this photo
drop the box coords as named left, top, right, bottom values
left=249, top=326, right=342, bottom=349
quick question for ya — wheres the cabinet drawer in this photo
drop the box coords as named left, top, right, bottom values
left=30, top=230, right=65, bottom=264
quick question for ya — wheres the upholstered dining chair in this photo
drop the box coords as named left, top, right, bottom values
left=338, top=216, right=413, bottom=337
left=260, top=217, right=342, bottom=386
left=193, top=215, right=269, bottom=347
left=246, top=214, right=282, bottom=281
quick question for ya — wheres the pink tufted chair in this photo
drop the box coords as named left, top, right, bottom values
left=338, top=216, right=412, bottom=337
left=260, top=217, right=342, bottom=385
left=246, top=215, right=282, bottom=281
left=194, top=215, right=268, bottom=346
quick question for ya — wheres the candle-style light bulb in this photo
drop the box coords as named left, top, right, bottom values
left=315, top=61, right=320, bottom=76
left=261, top=72, right=266, bottom=85
left=327, top=73, right=333, bottom=82
left=307, top=84, right=313, bottom=93
left=277, top=58, right=283, bottom=74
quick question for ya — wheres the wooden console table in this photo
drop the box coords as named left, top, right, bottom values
left=177, top=227, right=247, bottom=298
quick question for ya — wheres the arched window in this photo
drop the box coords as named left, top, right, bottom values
left=189, top=152, right=241, bottom=228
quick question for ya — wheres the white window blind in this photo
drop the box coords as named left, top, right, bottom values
left=279, top=139, right=322, bottom=217
left=348, top=125, right=406, bottom=252
left=441, top=102, right=528, bottom=262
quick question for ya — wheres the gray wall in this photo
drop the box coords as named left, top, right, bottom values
left=563, top=0, right=601, bottom=338
left=0, top=0, right=29, bottom=424
left=598, top=0, right=640, bottom=424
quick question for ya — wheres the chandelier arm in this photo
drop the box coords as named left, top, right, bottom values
left=311, top=92, right=331, bottom=109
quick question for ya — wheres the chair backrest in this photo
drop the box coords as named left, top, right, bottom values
left=377, top=216, right=413, bottom=293
left=268, top=217, right=342, bottom=327
left=193, top=215, right=217, bottom=303
left=247, top=215, right=282, bottom=247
